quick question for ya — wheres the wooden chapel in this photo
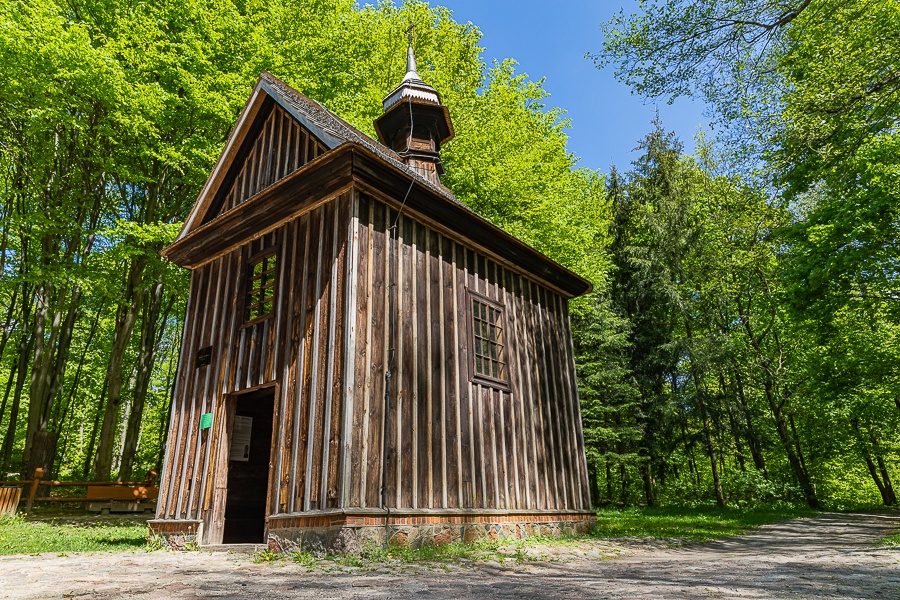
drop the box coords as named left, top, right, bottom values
left=150, top=47, right=596, bottom=550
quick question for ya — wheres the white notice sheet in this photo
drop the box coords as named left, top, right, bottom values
left=229, top=415, right=253, bottom=462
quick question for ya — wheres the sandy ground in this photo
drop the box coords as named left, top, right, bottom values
left=1, top=511, right=898, bottom=599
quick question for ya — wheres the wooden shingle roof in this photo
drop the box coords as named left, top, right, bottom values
left=165, top=72, right=592, bottom=298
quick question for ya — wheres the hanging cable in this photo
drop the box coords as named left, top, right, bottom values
left=381, top=26, right=419, bottom=549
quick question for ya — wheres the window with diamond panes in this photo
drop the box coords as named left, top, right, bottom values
left=472, top=297, right=506, bottom=383
left=246, top=252, right=277, bottom=322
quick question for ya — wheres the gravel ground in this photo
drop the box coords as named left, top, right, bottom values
left=1, top=511, right=898, bottom=599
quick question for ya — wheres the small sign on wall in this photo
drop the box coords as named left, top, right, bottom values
left=199, top=413, right=213, bottom=430
left=229, top=416, right=253, bottom=462
left=195, top=346, right=212, bottom=368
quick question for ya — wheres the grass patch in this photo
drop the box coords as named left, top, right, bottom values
left=593, top=504, right=816, bottom=542
left=878, top=531, right=900, bottom=548
left=0, top=513, right=148, bottom=555
left=291, top=535, right=590, bottom=571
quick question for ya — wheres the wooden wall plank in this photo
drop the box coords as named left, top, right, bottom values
left=325, top=197, right=348, bottom=508
left=188, top=257, right=226, bottom=518
left=459, top=245, right=477, bottom=508
left=522, top=280, right=548, bottom=509
left=429, top=229, right=448, bottom=509
left=398, top=215, right=413, bottom=508
left=351, top=195, right=372, bottom=507
left=174, top=262, right=215, bottom=518
left=157, top=272, right=199, bottom=518
left=202, top=250, right=238, bottom=513
left=302, top=207, right=326, bottom=510
left=290, top=211, right=314, bottom=512
left=340, top=192, right=360, bottom=508
left=311, top=202, right=336, bottom=510
left=275, top=218, right=299, bottom=513
left=442, top=236, right=461, bottom=509
left=385, top=209, right=398, bottom=507
left=561, top=299, right=591, bottom=509
left=548, top=292, right=576, bottom=509
left=413, top=221, right=429, bottom=508
left=364, top=201, right=388, bottom=508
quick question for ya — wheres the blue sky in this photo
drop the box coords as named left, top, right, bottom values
left=436, top=0, right=711, bottom=173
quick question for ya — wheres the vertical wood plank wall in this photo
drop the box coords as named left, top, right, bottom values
left=218, top=104, right=327, bottom=215
left=346, top=193, right=590, bottom=512
left=157, top=193, right=352, bottom=521
left=156, top=188, right=591, bottom=524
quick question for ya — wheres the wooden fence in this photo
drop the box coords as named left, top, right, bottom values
left=0, top=469, right=159, bottom=512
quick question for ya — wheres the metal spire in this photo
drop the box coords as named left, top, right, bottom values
left=403, top=23, right=420, bottom=83
left=381, top=22, right=440, bottom=110
left=403, top=45, right=420, bottom=82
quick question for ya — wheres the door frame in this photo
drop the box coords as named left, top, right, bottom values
left=203, top=382, right=279, bottom=545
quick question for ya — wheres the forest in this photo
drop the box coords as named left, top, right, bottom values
left=0, top=0, right=896, bottom=510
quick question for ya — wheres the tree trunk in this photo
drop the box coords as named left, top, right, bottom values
left=83, top=373, right=109, bottom=479
left=765, top=378, right=820, bottom=508
left=605, top=458, right=613, bottom=502
left=787, top=414, right=810, bottom=475
left=27, top=430, right=60, bottom=495
left=119, top=280, right=165, bottom=482
left=736, top=290, right=820, bottom=509
left=699, top=394, right=726, bottom=506
left=683, top=318, right=725, bottom=507
left=641, top=463, right=656, bottom=506
left=719, top=371, right=746, bottom=472
left=588, top=461, right=600, bottom=508
left=875, top=453, right=897, bottom=506
left=732, top=368, right=767, bottom=476
left=851, top=420, right=897, bottom=506
left=864, top=429, right=897, bottom=505
left=93, top=257, right=146, bottom=480
left=23, top=282, right=81, bottom=477
left=0, top=362, right=17, bottom=443
left=1, top=318, right=32, bottom=473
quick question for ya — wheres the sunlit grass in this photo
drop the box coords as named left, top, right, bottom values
left=593, top=504, right=817, bottom=542
left=0, top=513, right=148, bottom=555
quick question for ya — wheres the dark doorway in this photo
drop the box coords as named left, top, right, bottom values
left=222, top=388, right=275, bottom=543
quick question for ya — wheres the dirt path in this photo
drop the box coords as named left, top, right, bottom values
left=2, top=512, right=898, bottom=599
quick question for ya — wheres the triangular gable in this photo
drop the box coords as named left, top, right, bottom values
left=175, top=77, right=348, bottom=242
left=200, top=103, right=329, bottom=226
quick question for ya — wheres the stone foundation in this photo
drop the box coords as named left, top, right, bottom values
left=149, top=511, right=597, bottom=555
left=148, top=519, right=202, bottom=550
left=266, top=510, right=596, bottom=556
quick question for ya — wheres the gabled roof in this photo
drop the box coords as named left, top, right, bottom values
left=176, top=72, right=462, bottom=242
left=167, top=72, right=592, bottom=297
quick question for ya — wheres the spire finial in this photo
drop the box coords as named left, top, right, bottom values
left=404, top=23, right=419, bottom=81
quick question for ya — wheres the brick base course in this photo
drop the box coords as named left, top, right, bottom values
left=266, top=511, right=597, bottom=556
left=149, top=511, right=597, bottom=555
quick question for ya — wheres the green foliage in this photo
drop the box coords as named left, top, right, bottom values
left=0, top=0, right=604, bottom=485
left=289, top=549, right=320, bottom=567
left=594, top=0, right=899, bottom=512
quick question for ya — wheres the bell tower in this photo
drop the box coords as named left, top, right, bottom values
left=374, top=41, right=454, bottom=186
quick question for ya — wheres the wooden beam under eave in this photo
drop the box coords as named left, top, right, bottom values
left=345, top=147, right=593, bottom=299
left=161, top=150, right=355, bottom=269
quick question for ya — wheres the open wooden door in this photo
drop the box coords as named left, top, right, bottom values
left=219, top=387, right=276, bottom=544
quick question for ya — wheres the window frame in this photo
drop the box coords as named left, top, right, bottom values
left=242, top=247, right=279, bottom=327
left=467, top=289, right=510, bottom=390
